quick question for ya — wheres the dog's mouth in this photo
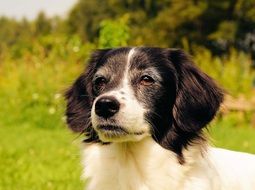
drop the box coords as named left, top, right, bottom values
left=96, top=124, right=145, bottom=137
left=97, top=125, right=128, bottom=134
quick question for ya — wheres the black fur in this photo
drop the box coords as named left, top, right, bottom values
left=148, top=49, right=224, bottom=160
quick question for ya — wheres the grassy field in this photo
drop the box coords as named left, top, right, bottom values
left=210, top=116, right=255, bottom=154
left=0, top=124, right=84, bottom=190
left=0, top=44, right=255, bottom=189
left=1, top=117, right=255, bottom=190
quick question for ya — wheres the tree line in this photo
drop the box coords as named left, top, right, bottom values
left=1, top=0, right=255, bottom=57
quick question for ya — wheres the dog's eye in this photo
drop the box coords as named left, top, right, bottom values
left=140, top=75, right=155, bottom=86
left=93, top=76, right=107, bottom=92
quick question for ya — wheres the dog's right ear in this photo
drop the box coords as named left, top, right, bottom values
left=64, top=49, right=111, bottom=137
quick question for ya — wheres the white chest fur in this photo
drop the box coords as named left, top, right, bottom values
left=81, top=138, right=228, bottom=190
left=82, top=138, right=255, bottom=190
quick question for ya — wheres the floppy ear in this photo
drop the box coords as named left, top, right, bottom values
left=170, top=49, right=224, bottom=132
left=64, top=49, right=111, bottom=142
left=159, top=49, right=224, bottom=158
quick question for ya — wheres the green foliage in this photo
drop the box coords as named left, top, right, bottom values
left=1, top=0, right=255, bottom=53
left=34, top=12, right=52, bottom=36
left=66, top=0, right=116, bottom=41
left=209, top=21, right=237, bottom=42
left=66, top=0, right=255, bottom=53
left=193, top=47, right=255, bottom=97
left=98, top=15, right=130, bottom=48
left=0, top=35, right=94, bottom=128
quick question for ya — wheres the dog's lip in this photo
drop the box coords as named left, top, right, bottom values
left=96, top=125, right=145, bottom=135
left=97, top=125, right=128, bottom=133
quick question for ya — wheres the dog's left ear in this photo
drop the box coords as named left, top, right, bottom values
left=161, top=49, right=224, bottom=156
left=64, top=49, right=111, bottom=142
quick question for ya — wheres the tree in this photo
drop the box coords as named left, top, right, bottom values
left=98, top=15, right=130, bottom=48
left=34, top=12, right=52, bottom=36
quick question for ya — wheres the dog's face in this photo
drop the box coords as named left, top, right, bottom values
left=89, top=48, right=178, bottom=143
left=65, top=47, right=223, bottom=155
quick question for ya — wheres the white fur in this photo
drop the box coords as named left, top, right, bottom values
left=82, top=137, right=255, bottom=190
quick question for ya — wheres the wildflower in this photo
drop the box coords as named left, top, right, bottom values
left=48, top=107, right=56, bottom=115
left=73, top=46, right=80, bottom=52
left=32, top=93, right=39, bottom=100
left=61, top=116, right=67, bottom=122
left=54, top=93, right=61, bottom=100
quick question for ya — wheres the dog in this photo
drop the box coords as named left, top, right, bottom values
left=65, top=47, right=255, bottom=190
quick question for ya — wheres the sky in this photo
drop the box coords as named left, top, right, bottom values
left=0, top=0, right=77, bottom=20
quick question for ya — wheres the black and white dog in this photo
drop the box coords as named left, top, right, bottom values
left=65, top=47, right=255, bottom=190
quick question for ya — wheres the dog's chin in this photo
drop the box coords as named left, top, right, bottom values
left=94, top=124, right=148, bottom=143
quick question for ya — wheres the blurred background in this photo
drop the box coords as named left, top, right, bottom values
left=0, top=0, right=255, bottom=189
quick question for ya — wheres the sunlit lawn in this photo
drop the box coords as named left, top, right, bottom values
left=0, top=123, right=84, bottom=190
left=1, top=116, right=255, bottom=190
left=210, top=116, right=255, bottom=154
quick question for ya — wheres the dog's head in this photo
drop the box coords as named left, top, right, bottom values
left=65, top=47, right=223, bottom=156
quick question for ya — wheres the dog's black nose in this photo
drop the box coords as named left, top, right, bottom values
left=95, top=96, right=120, bottom=118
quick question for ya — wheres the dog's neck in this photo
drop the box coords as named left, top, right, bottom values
left=90, top=137, right=207, bottom=164
left=82, top=137, right=208, bottom=190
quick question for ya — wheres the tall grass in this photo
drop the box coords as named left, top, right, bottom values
left=193, top=48, right=255, bottom=97
left=0, top=35, right=94, bottom=128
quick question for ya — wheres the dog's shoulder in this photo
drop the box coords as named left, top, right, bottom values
left=208, top=147, right=255, bottom=189
left=208, top=147, right=255, bottom=171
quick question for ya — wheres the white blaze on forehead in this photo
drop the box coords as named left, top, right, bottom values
left=122, top=48, right=136, bottom=86
left=127, top=48, right=136, bottom=66
left=112, top=47, right=149, bottom=138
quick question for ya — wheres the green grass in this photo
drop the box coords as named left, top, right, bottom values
left=209, top=115, right=255, bottom=154
left=0, top=124, right=84, bottom=190
left=211, top=125, right=255, bottom=153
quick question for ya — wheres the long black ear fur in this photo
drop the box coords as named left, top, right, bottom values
left=160, top=49, right=224, bottom=159
left=64, top=49, right=111, bottom=142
